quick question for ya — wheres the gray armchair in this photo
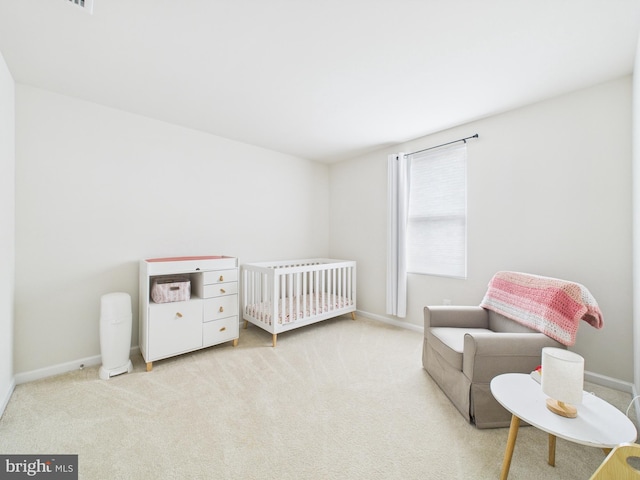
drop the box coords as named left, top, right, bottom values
left=422, top=305, right=564, bottom=428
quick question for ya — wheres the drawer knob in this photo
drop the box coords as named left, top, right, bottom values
left=219, top=306, right=224, bottom=313
left=176, top=312, right=183, bottom=318
left=219, top=275, right=224, bottom=282
left=220, top=288, right=226, bottom=294
left=220, top=326, right=226, bottom=332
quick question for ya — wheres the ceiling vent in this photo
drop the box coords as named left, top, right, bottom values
left=66, top=0, right=94, bottom=14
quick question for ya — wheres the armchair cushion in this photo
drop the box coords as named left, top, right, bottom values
left=429, top=328, right=493, bottom=371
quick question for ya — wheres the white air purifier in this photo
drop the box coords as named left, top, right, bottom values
left=99, top=292, right=134, bottom=380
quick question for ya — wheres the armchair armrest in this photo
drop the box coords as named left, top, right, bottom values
left=462, top=332, right=562, bottom=383
left=424, top=306, right=489, bottom=329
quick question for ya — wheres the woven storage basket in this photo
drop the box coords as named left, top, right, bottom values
left=151, top=276, right=191, bottom=303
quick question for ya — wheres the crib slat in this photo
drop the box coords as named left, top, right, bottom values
left=260, top=272, right=266, bottom=322
left=320, top=269, right=324, bottom=312
left=331, top=267, right=336, bottom=311
left=295, top=272, right=301, bottom=320
left=316, top=270, right=319, bottom=313
left=338, top=267, right=343, bottom=307
left=287, top=272, right=293, bottom=324
left=273, top=270, right=280, bottom=326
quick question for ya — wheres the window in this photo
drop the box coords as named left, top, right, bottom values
left=406, top=143, right=467, bottom=278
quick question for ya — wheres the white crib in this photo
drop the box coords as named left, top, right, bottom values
left=242, top=258, right=357, bottom=346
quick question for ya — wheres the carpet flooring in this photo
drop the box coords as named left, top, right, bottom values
left=0, top=315, right=636, bottom=479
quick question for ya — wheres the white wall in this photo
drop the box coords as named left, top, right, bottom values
left=330, top=76, right=633, bottom=383
left=0, top=50, right=15, bottom=413
left=14, top=85, right=330, bottom=374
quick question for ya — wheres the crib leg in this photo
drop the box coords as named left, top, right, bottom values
left=243, top=320, right=248, bottom=329
left=272, top=334, right=277, bottom=348
left=351, top=311, right=356, bottom=320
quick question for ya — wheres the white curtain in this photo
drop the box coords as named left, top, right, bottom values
left=386, top=153, right=409, bottom=317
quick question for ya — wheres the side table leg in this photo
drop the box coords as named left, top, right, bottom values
left=500, top=415, right=521, bottom=480
left=548, top=434, right=556, bottom=466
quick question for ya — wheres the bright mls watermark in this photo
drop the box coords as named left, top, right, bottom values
left=0, top=455, right=77, bottom=479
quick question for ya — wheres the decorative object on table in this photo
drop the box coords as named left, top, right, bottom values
left=479, top=271, right=603, bottom=346
left=530, top=365, right=542, bottom=384
left=541, top=347, right=584, bottom=418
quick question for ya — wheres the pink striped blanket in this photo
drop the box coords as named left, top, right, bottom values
left=479, top=271, right=603, bottom=346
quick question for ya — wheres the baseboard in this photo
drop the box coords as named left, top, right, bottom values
left=355, top=309, right=424, bottom=333
left=584, top=370, right=635, bottom=394
left=0, top=378, right=16, bottom=419
left=14, top=347, right=141, bottom=385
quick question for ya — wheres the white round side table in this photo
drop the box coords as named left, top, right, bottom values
left=490, top=373, right=637, bottom=480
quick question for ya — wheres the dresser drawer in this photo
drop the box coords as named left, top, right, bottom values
left=147, top=300, right=202, bottom=360
left=203, top=316, right=239, bottom=347
left=203, top=295, right=238, bottom=321
left=202, top=269, right=238, bottom=285
left=201, top=281, right=238, bottom=299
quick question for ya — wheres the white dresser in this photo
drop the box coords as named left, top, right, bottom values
left=139, top=256, right=239, bottom=371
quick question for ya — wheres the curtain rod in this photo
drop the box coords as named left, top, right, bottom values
left=406, top=133, right=479, bottom=156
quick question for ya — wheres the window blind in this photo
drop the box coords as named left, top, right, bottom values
left=406, top=143, right=467, bottom=278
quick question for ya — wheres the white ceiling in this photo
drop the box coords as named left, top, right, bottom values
left=0, top=1, right=639, bottom=162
